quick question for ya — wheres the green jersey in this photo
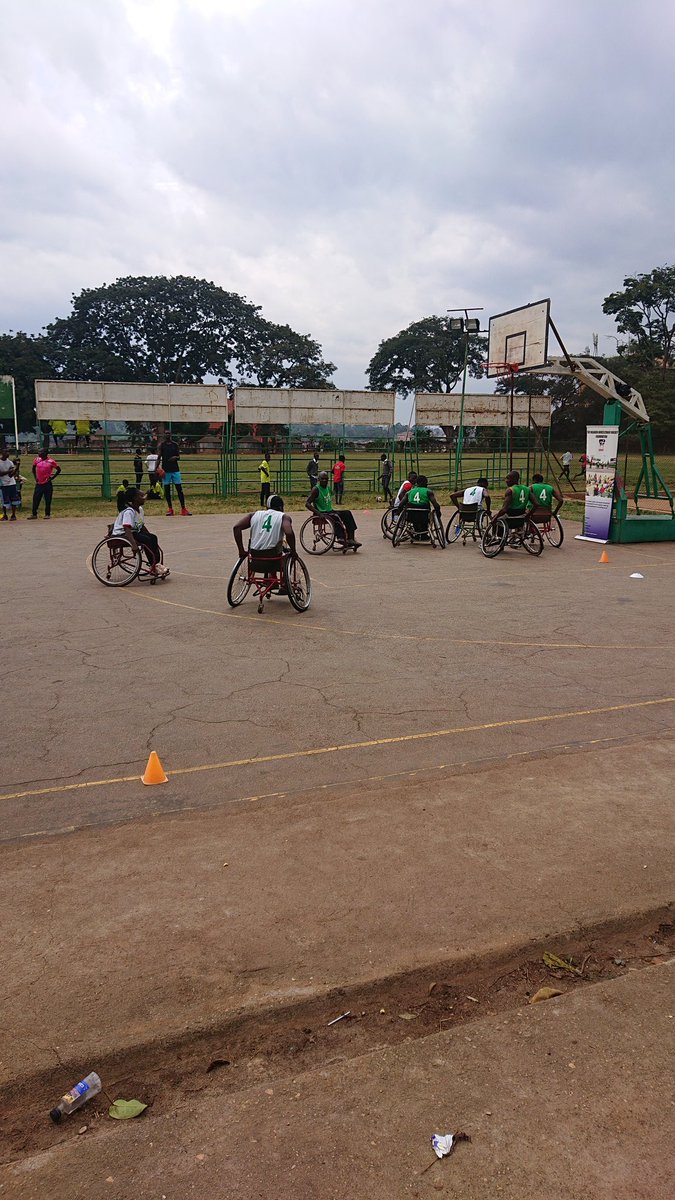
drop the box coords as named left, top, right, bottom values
left=531, top=482, right=554, bottom=508
left=507, top=482, right=530, bottom=513
left=408, top=485, right=430, bottom=507
left=315, top=482, right=333, bottom=513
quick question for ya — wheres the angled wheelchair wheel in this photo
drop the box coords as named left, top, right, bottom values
left=523, top=523, right=544, bottom=556
left=227, top=555, right=251, bottom=606
left=445, top=515, right=463, bottom=544
left=477, top=509, right=490, bottom=536
left=481, top=519, right=507, bottom=559
left=92, top=538, right=142, bottom=586
left=544, top=514, right=564, bottom=547
left=392, top=514, right=411, bottom=547
left=284, top=555, right=312, bottom=611
left=430, top=511, right=446, bottom=548
left=300, top=515, right=335, bottom=554
left=381, top=506, right=397, bottom=540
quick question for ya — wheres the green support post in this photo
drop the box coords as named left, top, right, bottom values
left=101, top=432, right=112, bottom=500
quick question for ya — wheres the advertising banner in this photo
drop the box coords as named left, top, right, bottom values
left=581, top=425, right=619, bottom=542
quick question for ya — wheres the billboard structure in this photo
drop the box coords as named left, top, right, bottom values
left=415, top=393, right=551, bottom=428
left=35, top=380, right=231, bottom=424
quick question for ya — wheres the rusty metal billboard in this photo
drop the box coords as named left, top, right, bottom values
left=234, top=388, right=395, bottom=426
left=415, top=393, right=551, bottom=428
left=35, top=380, right=231, bottom=422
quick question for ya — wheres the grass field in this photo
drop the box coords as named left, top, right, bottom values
left=12, top=447, right=674, bottom=519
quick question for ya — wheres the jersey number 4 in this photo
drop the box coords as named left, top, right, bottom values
left=261, top=514, right=273, bottom=531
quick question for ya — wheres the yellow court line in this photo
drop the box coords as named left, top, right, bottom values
left=125, top=590, right=670, bottom=652
left=1, top=697, right=673, bottom=804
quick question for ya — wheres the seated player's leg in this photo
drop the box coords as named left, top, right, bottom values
left=409, top=506, right=430, bottom=535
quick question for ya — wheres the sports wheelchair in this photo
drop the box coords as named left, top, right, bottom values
left=445, top=503, right=490, bottom=546
left=91, top=528, right=170, bottom=586
left=480, top=513, right=543, bottom=558
left=300, top=513, right=359, bottom=555
left=227, top=550, right=311, bottom=613
left=528, top=506, right=564, bottom=547
left=392, top=505, right=446, bottom=549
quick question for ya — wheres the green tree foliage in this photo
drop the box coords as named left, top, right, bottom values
left=494, top=371, right=605, bottom=446
left=367, top=316, right=485, bottom=395
left=602, top=265, right=675, bottom=371
left=40, top=275, right=336, bottom=389
left=0, top=331, right=54, bottom=431
left=242, top=322, right=336, bottom=388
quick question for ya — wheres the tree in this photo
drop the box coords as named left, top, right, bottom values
left=40, top=275, right=336, bottom=389
left=602, top=265, right=675, bottom=372
left=0, top=331, right=54, bottom=431
left=367, top=316, right=485, bottom=395
left=241, top=322, right=336, bottom=388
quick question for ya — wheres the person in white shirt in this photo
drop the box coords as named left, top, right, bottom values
left=112, top=487, right=168, bottom=577
left=233, top=494, right=297, bottom=562
left=559, top=450, right=574, bottom=481
left=450, top=476, right=492, bottom=517
left=145, top=449, right=159, bottom=489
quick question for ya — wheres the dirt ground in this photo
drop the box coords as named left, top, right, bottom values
left=1, top=510, right=674, bottom=1197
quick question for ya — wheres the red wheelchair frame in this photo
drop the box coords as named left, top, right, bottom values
left=227, top=550, right=312, bottom=613
left=300, top=512, right=358, bottom=554
left=91, top=529, right=169, bottom=587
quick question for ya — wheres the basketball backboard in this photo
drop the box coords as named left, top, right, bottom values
left=487, top=299, right=550, bottom=378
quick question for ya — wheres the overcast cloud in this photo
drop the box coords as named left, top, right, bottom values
left=2, top=0, right=674, bottom=392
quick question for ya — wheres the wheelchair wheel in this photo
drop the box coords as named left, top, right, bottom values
left=392, top=514, right=411, bottom=547
left=227, top=555, right=251, bottom=606
left=523, top=523, right=544, bottom=556
left=544, top=514, right=564, bottom=547
left=284, top=556, right=312, bottom=611
left=381, top=506, right=397, bottom=540
left=430, top=511, right=446, bottom=548
left=481, top=519, right=507, bottom=558
left=92, top=538, right=142, bottom=586
left=477, top=509, right=490, bottom=536
left=300, top=515, right=335, bottom=554
left=445, top=515, right=463, bottom=544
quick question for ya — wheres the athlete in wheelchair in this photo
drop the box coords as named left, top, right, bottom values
left=91, top=486, right=170, bottom=586
left=228, top=494, right=311, bottom=613
left=481, top=470, right=543, bottom=557
left=301, top=470, right=361, bottom=554
left=446, top=477, right=492, bottom=545
left=392, top=475, right=445, bottom=548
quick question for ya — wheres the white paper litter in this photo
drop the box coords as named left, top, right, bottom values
left=431, top=1133, right=455, bottom=1158
left=629, top=573, right=644, bottom=579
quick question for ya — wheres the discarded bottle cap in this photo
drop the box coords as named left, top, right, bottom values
left=49, top=1107, right=63, bottom=1124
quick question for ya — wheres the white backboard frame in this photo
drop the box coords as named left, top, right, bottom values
left=487, top=300, right=550, bottom=378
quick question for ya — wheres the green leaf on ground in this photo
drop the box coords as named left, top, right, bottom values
left=543, top=952, right=582, bottom=975
left=108, top=1098, right=148, bottom=1120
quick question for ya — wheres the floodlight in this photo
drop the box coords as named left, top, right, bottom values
left=449, top=318, right=464, bottom=331
left=465, top=318, right=480, bottom=334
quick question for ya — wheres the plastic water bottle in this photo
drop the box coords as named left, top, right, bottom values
left=49, top=1072, right=102, bottom=1123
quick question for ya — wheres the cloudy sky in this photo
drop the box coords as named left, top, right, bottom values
left=2, top=0, right=673, bottom=391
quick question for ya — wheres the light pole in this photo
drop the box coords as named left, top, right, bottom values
left=447, top=308, right=483, bottom=489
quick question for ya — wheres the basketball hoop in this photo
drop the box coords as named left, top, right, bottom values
left=487, top=361, right=520, bottom=376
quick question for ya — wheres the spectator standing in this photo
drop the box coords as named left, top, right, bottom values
left=145, top=446, right=159, bottom=491
left=379, top=453, right=393, bottom=503
left=306, top=451, right=320, bottom=493
left=28, top=448, right=61, bottom=519
left=157, top=432, right=191, bottom=516
left=133, top=448, right=144, bottom=487
left=332, top=454, right=346, bottom=503
left=258, top=452, right=271, bottom=508
left=559, top=450, right=573, bottom=481
left=0, top=449, right=19, bottom=521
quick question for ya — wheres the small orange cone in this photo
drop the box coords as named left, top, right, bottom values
left=142, top=750, right=168, bottom=785
left=598, top=549, right=609, bottom=564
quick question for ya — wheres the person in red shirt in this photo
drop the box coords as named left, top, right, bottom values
left=28, top=449, right=61, bottom=519
left=332, top=454, right=346, bottom=503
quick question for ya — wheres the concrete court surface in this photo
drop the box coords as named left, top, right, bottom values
left=1, top=511, right=674, bottom=1194
left=3, top=964, right=673, bottom=1200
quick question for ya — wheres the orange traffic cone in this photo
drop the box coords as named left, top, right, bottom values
left=142, top=750, right=168, bottom=785
left=598, top=549, right=609, bottom=564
